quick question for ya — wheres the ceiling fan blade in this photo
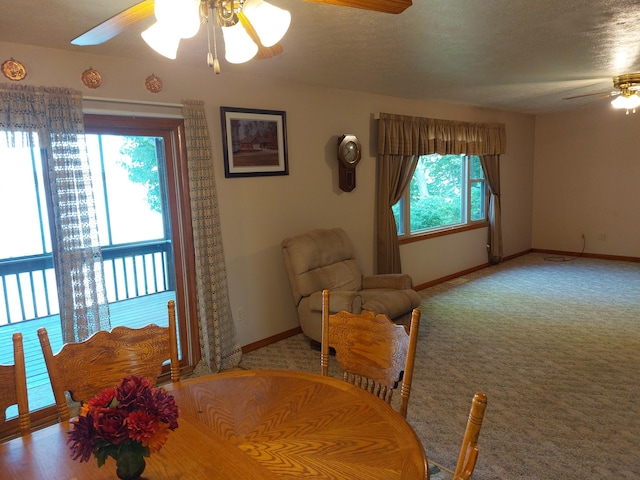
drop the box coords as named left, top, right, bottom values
left=305, top=0, right=412, bottom=14
left=582, top=94, right=618, bottom=105
left=562, top=90, right=616, bottom=101
left=71, top=0, right=156, bottom=46
left=238, top=11, right=284, bottom=60
left=255, top=43, right=284, bottom=60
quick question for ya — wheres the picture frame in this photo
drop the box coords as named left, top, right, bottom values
left=220, top=106, right=289, bottom=178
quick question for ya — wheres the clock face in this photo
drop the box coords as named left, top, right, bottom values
left=342, top=141, right=359, bottom=163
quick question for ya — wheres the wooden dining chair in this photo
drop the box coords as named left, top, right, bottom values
left=38, top=300, right=180, bottom=421
left=0, top=332, right=30, bottom=440
left=453, top=392, right=488, bottom=480
left=321, top=289, right=420, bottom=418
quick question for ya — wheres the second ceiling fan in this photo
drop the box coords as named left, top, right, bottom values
left=563, top=73, right=640, bottom=112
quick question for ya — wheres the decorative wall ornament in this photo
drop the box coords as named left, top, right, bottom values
left=81, top=68, right=102, bottom=89
left=144, top=73, right=163, bottom=93
left=1, top=58, right=27, bottom=81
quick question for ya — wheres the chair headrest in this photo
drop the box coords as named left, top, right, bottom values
left=282, top=227, right=354, bottom=274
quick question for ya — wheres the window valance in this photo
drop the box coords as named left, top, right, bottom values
left=377, top=112, right=506, bottom=156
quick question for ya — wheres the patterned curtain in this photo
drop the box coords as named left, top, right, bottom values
left=0, top=84, right=111, bottom=342
left=182, top=100, right=242, bottom=372
left=377, top=113, right=507, bottom=272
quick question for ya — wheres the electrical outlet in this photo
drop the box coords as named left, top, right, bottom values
left=237, top=307, right=245, bottom=323
left=581, top=233, right=585, bottom=240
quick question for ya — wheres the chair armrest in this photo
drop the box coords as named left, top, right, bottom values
left=308, top=290, right=362, bottom=313
left=362, top=274, right=413, bottom=290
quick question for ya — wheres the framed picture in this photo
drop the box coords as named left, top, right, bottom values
left=220, top=106, right=289, bottom=178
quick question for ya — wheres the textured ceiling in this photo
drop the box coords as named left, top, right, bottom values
left=2, top=0, right=640, bottom=114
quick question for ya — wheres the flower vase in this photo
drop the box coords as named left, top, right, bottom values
left=115, top=451, right=146, bottom=480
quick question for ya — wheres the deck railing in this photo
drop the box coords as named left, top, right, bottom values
left=0, top=240, right=173, bottom=326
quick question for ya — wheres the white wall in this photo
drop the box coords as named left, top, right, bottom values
left=534, top=104, right=640, bottom=256
left=1, top=41, right=535, bottom=346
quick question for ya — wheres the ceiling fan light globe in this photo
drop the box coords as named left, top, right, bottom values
left=154, top=0, right=180, bottom=24
left=154, top=0, right=201, bottom=39
left=625, top=94, right=640, bottom=109
left=611, top=95, right=624, bottom=108
left=221, top=23, right=259, bottom=63
left=243, top=0, right=291, bottom=47
left=141, top=23, right=181, bottom=59
left=176, top=0, right=202, bottom=39
left=611, top=93, right=640, bottom=110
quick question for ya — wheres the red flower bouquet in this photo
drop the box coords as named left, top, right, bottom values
left=67, top=375, right=179, bottom=479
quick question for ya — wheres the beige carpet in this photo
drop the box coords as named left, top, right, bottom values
left=239, top=253, right=640, bottom=479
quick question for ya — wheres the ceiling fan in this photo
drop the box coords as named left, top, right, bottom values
left=71, top=0, right=412, bottom=73
left=563, top=73, right=640, bottom=112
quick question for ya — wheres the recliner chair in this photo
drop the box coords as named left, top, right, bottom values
left=281, top=227, right=421, bottom=344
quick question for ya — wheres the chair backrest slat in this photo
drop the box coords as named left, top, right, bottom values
left=0, top=332, right=30, bottom=440
left=321, top=289, right=420, bottom=418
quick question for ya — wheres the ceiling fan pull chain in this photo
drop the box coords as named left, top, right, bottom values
left=206, top=4, right=222, bottom=73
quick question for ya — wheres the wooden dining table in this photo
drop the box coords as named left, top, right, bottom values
left=0, top=369, right=428, bottom=479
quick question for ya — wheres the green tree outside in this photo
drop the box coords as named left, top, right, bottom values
left=409, top=154, right=462, bottom=231
left=393, top=154, right=484, bottom=233
left=118, top=137, right=161, bottom=213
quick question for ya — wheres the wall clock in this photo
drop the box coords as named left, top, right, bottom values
left=337, top=134, right=361, bottom=192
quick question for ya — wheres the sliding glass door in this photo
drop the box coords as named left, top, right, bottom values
left=0, top=115, right=199, bottom=416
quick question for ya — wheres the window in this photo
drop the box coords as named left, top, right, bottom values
left=0, top=115, right=199, bottom=415
left=393, top=154, right=487, bottom=237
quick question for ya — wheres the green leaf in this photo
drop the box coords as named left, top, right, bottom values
left=95, top=443, right=120, bottom=467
